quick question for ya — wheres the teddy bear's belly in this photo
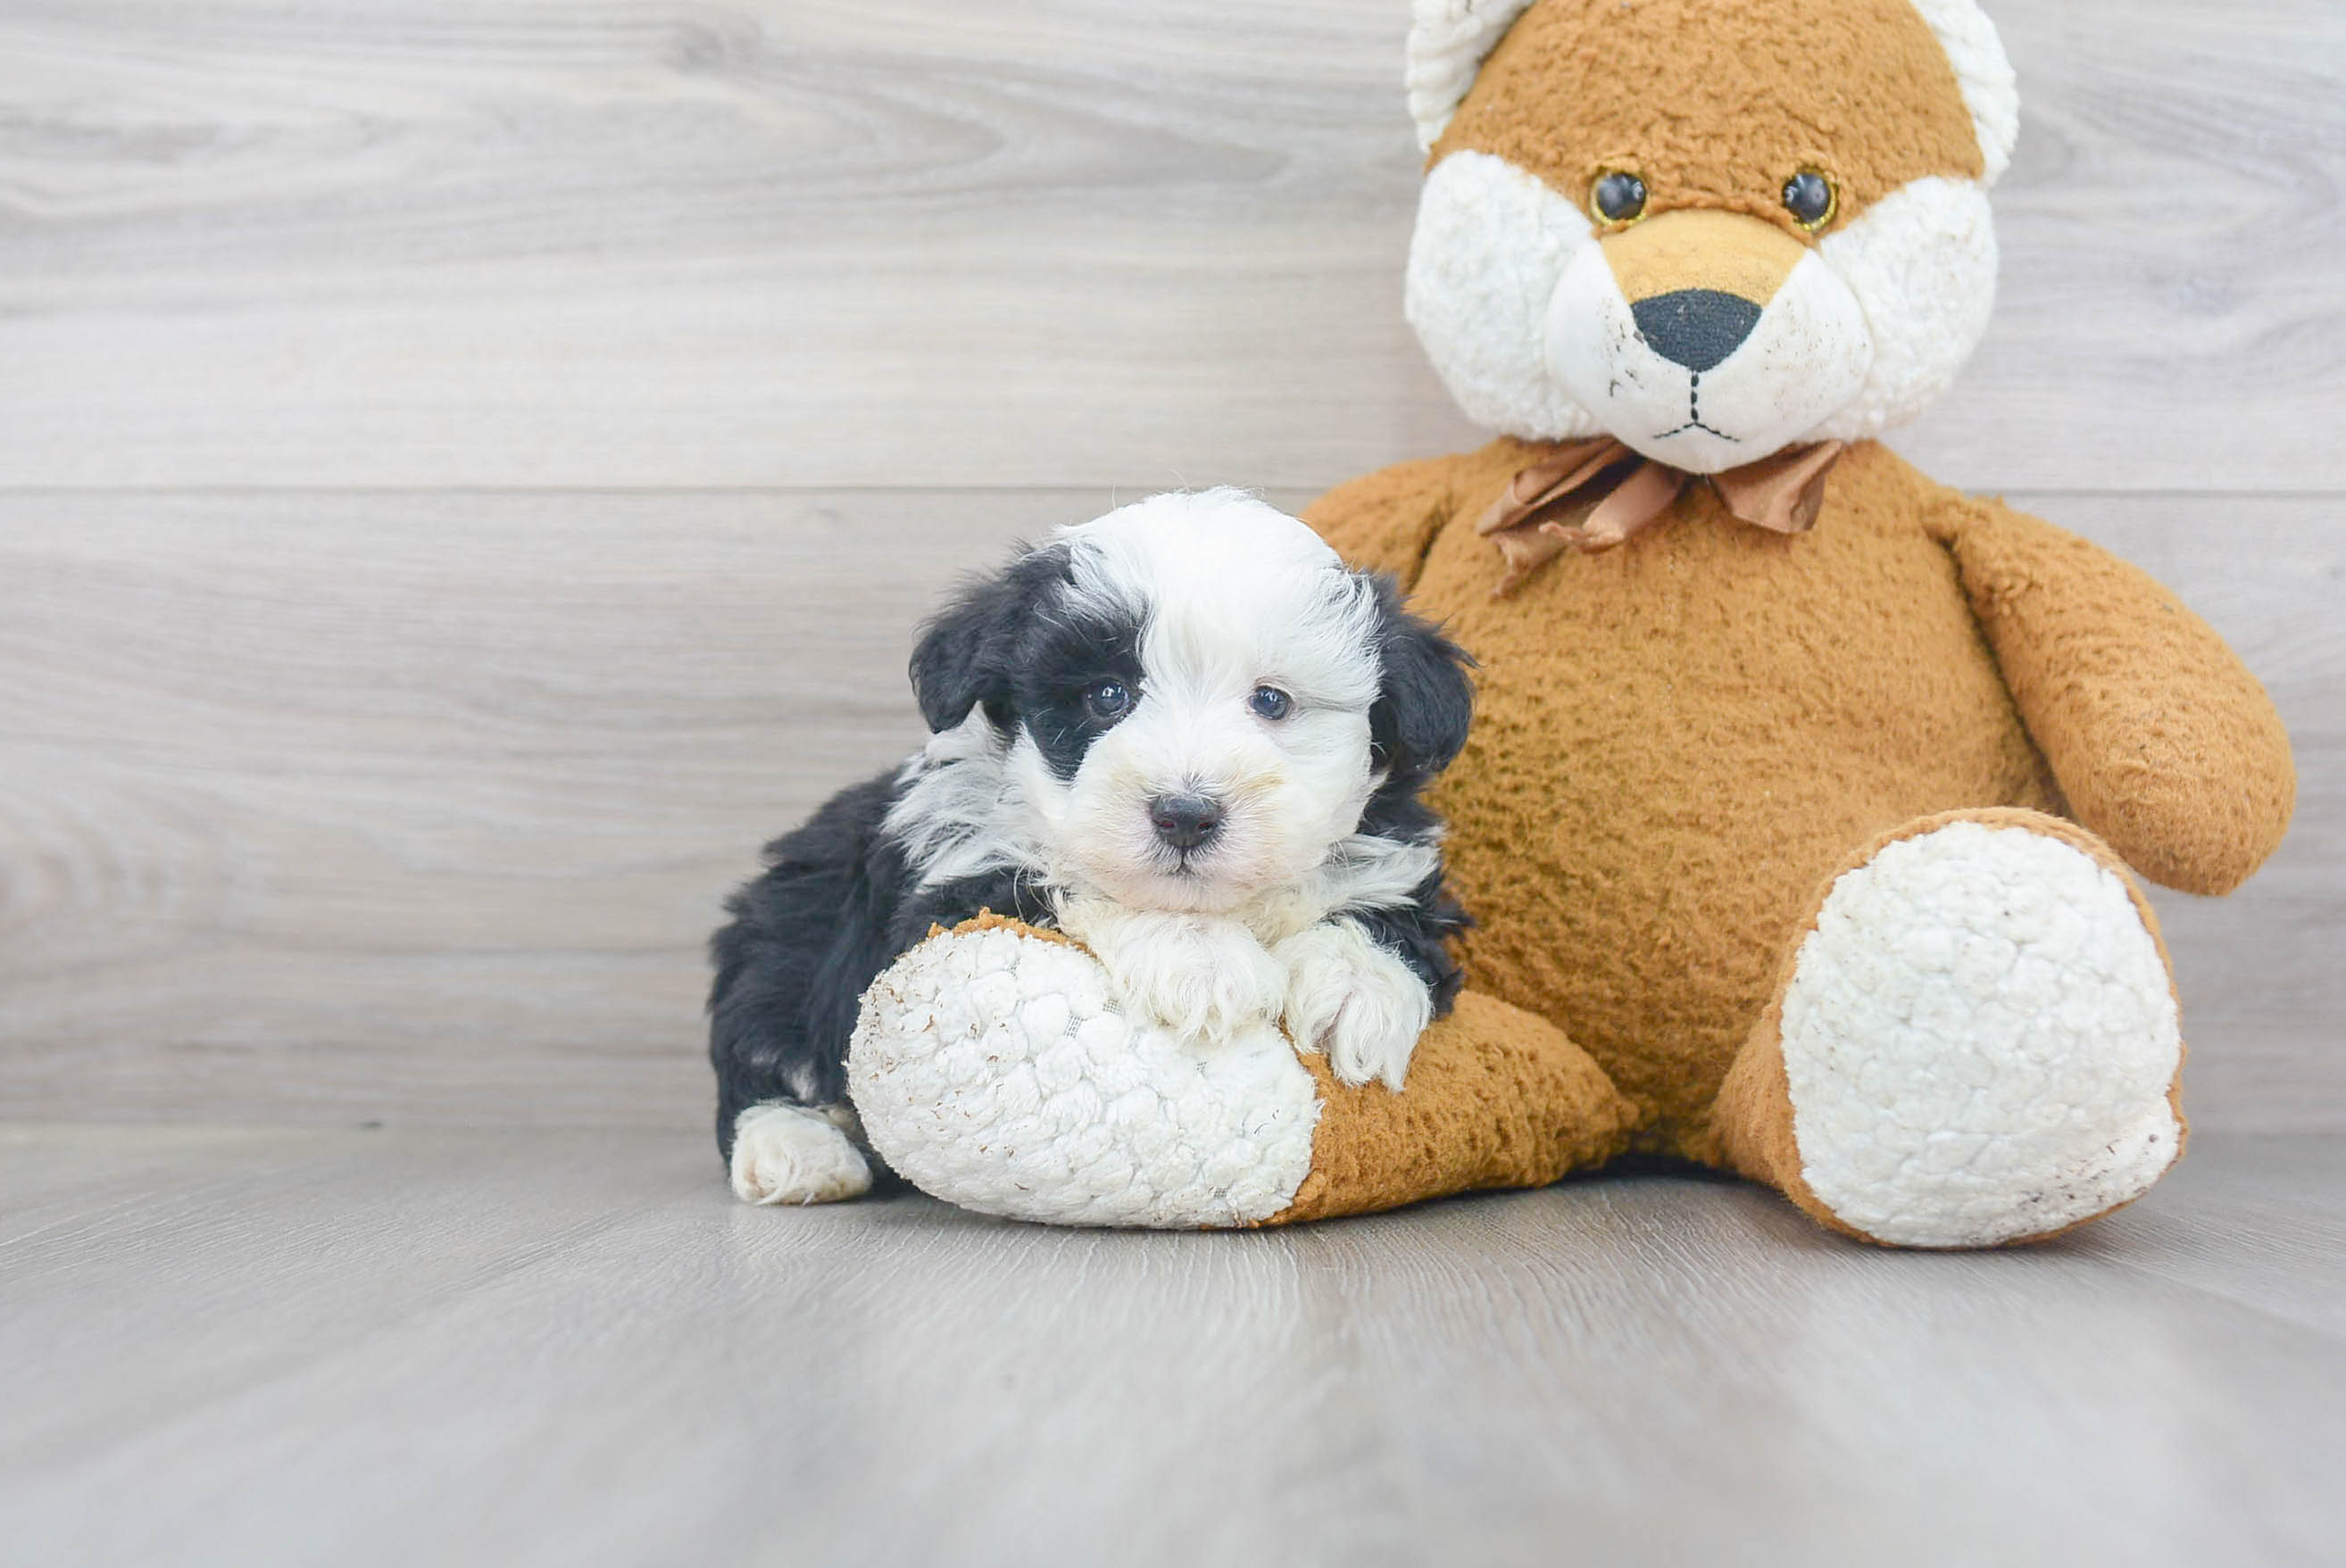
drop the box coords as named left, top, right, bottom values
left=1411, top=485, right=2061, bottom=1151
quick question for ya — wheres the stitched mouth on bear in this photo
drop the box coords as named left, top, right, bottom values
left=1649, top=371, right=1739, bottom=444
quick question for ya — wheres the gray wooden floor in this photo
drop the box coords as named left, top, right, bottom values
left=4, top=1125, right=2342, bottom=1568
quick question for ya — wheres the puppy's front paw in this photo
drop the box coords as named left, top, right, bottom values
left=1096, top=915, right=1287, bottom=1047
left=1277, top=921, right=1435, bottom=1091
left=729, top=1102, right=872, bottom=1205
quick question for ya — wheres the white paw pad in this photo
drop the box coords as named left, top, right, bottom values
left=730, top=1102, right=873, bottom=1206
left=1277, top=920, right=1434, bottom=1091
left=1781, top=822, right=2183, bottom=1247
left=846, top=926, right=1321, bottom=1227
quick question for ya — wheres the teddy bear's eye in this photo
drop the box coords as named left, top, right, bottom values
left=1590, top=170, right=1648, bottom=225
left=1782, top=170, right=1837, bottom=229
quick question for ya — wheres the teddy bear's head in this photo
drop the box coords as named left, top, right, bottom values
left=1404, top=0, right=2017, bottom=474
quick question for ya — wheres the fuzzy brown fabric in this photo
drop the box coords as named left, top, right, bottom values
left=1433, top=0, right=1985, bottom=232
left=1261, top=991, right=1638, bottom=1225
left=1603, top=209, right=1809, bottom=303
left=1702, top=807, right=2191, bottom=1247
left=1928, top=501, right=2298, bottom=894
left=938, top=909, right=1078, bottom=947
left=1306, top=437, right=2293, bottom=1163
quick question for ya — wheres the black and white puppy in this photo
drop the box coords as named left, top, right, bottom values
left=709, top=490, right=1475, bottom=1204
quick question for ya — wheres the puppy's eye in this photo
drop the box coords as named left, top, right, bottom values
left=1782, top=170, right=1837, bottom=230
left=1082, top=679, right=1131, bottom=722
left=1248, top=685, right=1293, bottom=721
left=1590, top=170, right=1648, bottom=225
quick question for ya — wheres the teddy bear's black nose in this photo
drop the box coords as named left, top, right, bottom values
left=1148, top=792, right=1223, bottom=850
left=1632, top=288, right=1765, bottom=373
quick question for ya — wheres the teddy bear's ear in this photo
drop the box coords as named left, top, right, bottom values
left=1363, top=574, right=1477, bottom=782
left=908, top=545, right=1070, bottom=733
left=1406, top=0, right=2018, bottom=185
left=1405, top=0, right=1539, bottom=153
left=1908, top=0, right=2019, bottom=185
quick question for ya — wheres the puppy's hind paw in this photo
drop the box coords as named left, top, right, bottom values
left=729, top=1101, right=872, bottom=1205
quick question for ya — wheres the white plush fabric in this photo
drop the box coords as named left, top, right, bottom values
left=1408, top=159, right=2001, bottom=457
left=1809, top=176, right=2000, bottom=444
left=1405, top=0, right=2018, bottom=181
left=1405, top=150, right=1603, bottom=443
left=848, top=924, right=1322, bottom=1228
left=1779, top=823, right=2183, bottom=1249
left=1547, top=243, right=1874, bottom=474
left=1405, top=0, right=1539, bottom=153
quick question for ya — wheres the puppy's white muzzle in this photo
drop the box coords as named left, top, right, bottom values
left=1051, top=701, right=1370, bottom=917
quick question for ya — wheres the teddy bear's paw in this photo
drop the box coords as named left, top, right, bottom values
left=729, top=1101, right=873, bottom=1206
left=1275, top=920, right=1435, bottom=1091
left=845, top=923, right=1321, bottom=1227
left=1779, top=820, right=2183, bottom=1248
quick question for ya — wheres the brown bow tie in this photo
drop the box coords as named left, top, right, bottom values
left=1476, top=437, right=1845, bottom=596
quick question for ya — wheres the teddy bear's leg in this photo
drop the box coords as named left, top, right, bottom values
left=1707, top=808, right=2186, bottom=1248
left=1265, top=985, right=1638, bottom=1225
left=848, top=915, right=1635, bottom=1228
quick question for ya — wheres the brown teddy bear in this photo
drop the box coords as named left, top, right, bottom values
left=838, top=0, right=2295, bottom=1246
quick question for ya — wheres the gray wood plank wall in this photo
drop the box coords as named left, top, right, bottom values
left=2, top=1, right=2340, bottom=1132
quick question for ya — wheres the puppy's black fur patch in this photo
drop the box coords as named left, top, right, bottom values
left=1353, top=584, right=1475, bottom=1014
left=1365, top=575, right=1477, bottom=785
left=907, top=544, right=1077, bottom=734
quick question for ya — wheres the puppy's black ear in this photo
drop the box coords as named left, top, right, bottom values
left=909, top=544, right=1070, bottom=733
left=1365, top=575, right=1476, bottom=781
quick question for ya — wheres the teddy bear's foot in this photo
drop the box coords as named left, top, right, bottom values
left=846, top=917, right=1323, bottom=1227
left=847, top=915, right=1638, bottom=1228
left=1713, top=809, right=2184, bottom=1249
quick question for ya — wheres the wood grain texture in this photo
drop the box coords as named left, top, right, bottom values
left=2, top=1125, right=2342, bottom=1567
left=0, top=0, right=2339, bottom=492
left=0, top=489, right=1061, bottom=1124
left=0, top=488, right=2334, bottom=1131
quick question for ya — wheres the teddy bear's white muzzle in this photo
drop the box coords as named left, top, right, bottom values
left=1543, top=244, right=1874, bottom=476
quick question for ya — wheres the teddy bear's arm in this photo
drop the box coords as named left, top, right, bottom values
left=1932, top=496, right=2296, bottom=895
left=1302, top=455, right=1461, bottom=587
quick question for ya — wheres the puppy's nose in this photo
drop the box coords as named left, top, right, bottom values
left=1631, top=289, right=1764, bottom=373
left=1148, top=792, right=1222, bottom=850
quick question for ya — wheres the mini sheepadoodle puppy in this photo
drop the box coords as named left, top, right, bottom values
left=709, top=490, right=1476, bottom=1205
